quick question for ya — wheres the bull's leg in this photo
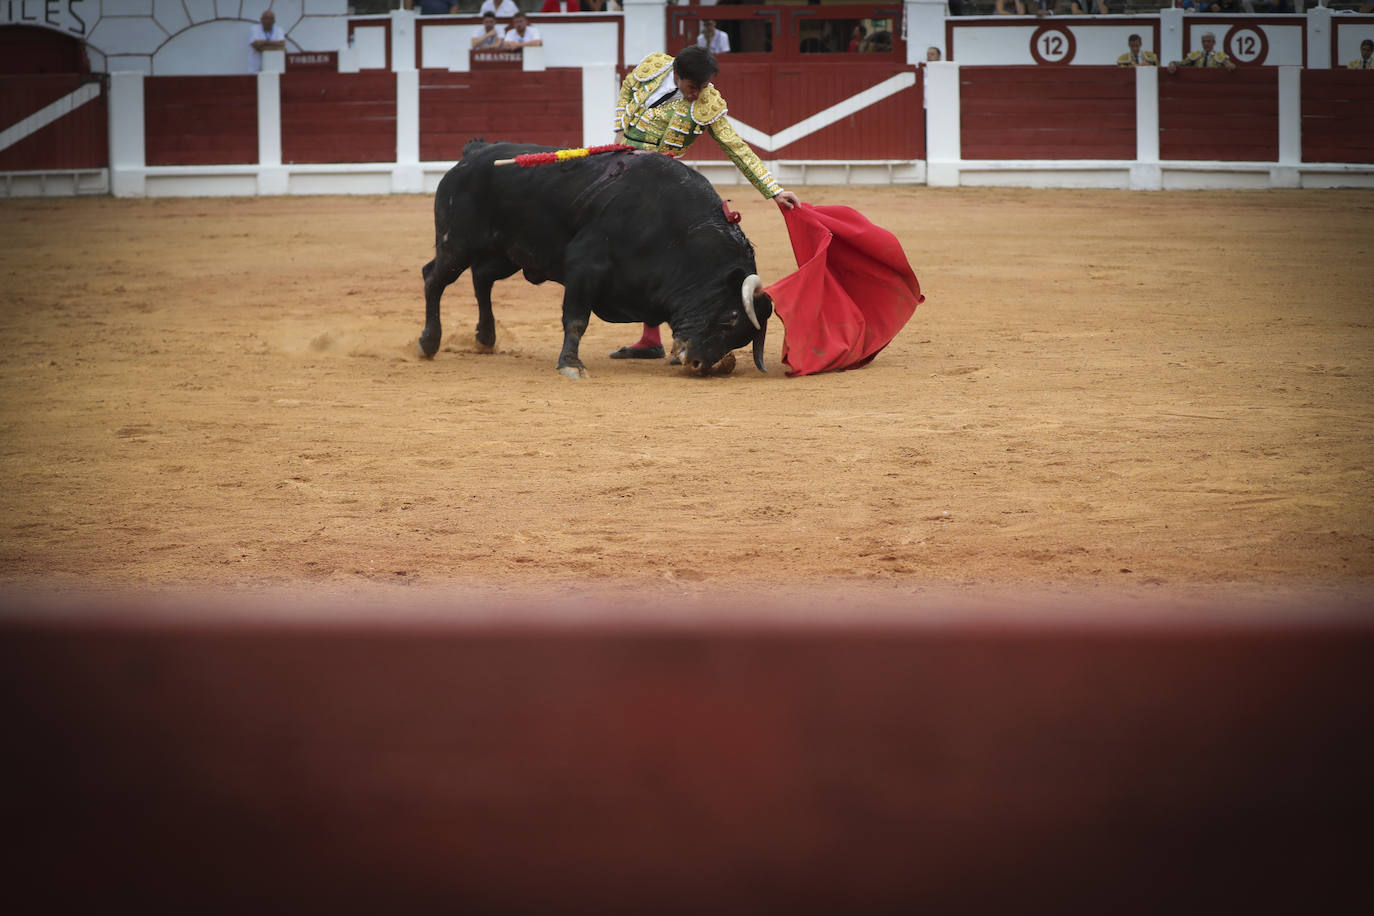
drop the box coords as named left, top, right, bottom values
left=420, top=250, right=465, bottom=359
left=556, top=295, right=593, bottom=380
left=471, top=255, right=519, bottom=352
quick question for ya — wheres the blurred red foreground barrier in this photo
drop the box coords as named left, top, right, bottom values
left=2, top=595, right=1371, bottom=914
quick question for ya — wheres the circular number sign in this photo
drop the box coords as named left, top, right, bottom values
left=1030, top=25, right=1077, bottom=66
left=1225, top=26, right=1268, bottom=66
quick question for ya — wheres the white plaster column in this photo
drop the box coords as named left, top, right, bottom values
left=108, top=71, right=146, bottom=198
left=1131, top=64, right=1161, bottom=190
left=1306, top=8, right=1333, bottom=70
left=394, top=68, right=422, bottom=192
left=390, top=9, right=418, bottom=72
left=581, top=64, right=616, bottom=148
left=257, top=69, right=288, bottom=195
left=1273, top=65, right=1302, bottom=187
left=904, top=0, right=949, bottom=65
left=923, top=61, right=960, bottom=187
left=1159, top=8, right=1185, bottom=67
left=339, top=43, right=361, bottom=74
left=261, top=48, right=286, bottom=73
left=622, top=0, right=667, bottom=67
left=522, top=45, right=547, bottom=72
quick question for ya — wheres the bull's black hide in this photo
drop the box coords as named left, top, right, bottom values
left=420, top=140, right=773, bottom=377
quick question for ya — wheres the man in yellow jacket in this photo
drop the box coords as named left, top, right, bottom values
left=1350, top=39, right=1373, bottom=70
left=1117, top=34, right=1158, bottom=68
left=609, top=46, right=801, bottom=360
left=1168, top=32, right=1236, bottom=73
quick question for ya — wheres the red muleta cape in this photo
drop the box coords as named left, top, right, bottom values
left=765, top=203, right=923, bottom=377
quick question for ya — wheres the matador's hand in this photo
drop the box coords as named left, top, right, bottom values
left=774, top=190, right=800, bottom=210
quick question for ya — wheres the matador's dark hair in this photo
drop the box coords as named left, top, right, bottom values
left=674, top=46, right=720, bottom=84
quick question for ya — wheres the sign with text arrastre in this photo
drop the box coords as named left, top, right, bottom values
left=472, top=49, right=522, bottom=69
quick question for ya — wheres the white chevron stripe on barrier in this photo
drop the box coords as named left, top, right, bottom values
left=0, top=83, right=102, bottom=155
left=727, top=72, right=919, bottom=154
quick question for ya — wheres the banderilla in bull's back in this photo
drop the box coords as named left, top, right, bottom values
left=492, top=143, right=643, bottom=168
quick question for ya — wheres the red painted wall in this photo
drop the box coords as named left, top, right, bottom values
left=0, top=25, right=88, bottom=75
left=960, top=66, right=1136, bottom=161
left=678, top=62, right=924, bottom=163
left=419, top=70, right=583, bottom=164
left=0, top=74, right=106, bottom=171
left=282, top=72, right=398, bottom=165
left=1159, top=68, right=1278, bottom=162
left=145, top=77, right=257, bottom=167
left=1300, top=70, right=1374, bottom=165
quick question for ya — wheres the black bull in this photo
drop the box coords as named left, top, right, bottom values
left=419, top=141, right=774, bottom=378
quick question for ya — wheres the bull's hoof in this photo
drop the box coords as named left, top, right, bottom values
left=418, top=339, right=437, bottom=359
left=418, top=329, right=441, bottom=359
left=473, top=339, right=495, bottom=354
left=558, top=365, right=588, bottom=380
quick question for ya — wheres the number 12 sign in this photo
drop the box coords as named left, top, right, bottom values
left=1030, top=25, right=1078, bottom=66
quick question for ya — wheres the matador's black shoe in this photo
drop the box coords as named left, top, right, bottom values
left=609, top=345, right=665, bottom=360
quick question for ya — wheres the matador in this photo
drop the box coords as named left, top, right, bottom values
left=610, top=45, right=801, bottom=360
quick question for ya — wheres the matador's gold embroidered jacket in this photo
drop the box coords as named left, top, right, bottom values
left=615, top=52, right=782, bottom=199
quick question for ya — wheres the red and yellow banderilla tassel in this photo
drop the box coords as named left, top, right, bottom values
left=493, top=143, right=637, bottom=167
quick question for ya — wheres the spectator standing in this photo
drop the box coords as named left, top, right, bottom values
left=581, top=0, right=621, bottom=10
left=539, top=0, right=581, bottom=11
left=1117, top=33, right=1158, bottom=67
left=1350, top=39, right=1374, bottom=69
left=1070, top=0, right=1108, bottom=12
left=1168, top=32, right=1236, bottom=72
left=480, top=0, right=519, bottom=17
left=698, top=20, right=731, bottom=54
left=249, top=10, right=286, bottom=73
left=503, top=13, right=543, bottom=50
left=926, top=46, right=942, bottom=61
left=848, top=26, right=866, bottom=53
left=471, top=14, right=504, bottom=50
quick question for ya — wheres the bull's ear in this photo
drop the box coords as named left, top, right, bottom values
left=726, top=268, right=747, bottom=296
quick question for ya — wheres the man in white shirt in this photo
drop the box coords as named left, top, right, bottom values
left=503, top=12, right=542, bottom=50
left=698, top=20, right=730, bottom=55
left=471, top=14, right=504, bottom=50
left=480, top=0, right=519, bottom=17
left=249, top=10, right=287, bottom=73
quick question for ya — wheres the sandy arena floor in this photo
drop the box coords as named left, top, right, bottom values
left=1, top=186, right=1371, bottom=609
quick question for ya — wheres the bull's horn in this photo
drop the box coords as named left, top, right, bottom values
left=741, top=274, right=764, bottom=330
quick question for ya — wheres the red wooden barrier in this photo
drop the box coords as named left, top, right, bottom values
left=678, top=62, right=924, bottom=162
left=0, top=74, right=106, bottom=171
left=419, top=69, right=583, bottom=164
left=960, top=67, right=1137, bottom=161
left=145, top=76, right=258, bottom=167
left=1160, top=67, right=1278, bottom=162
left=281, top=72, right=398, bottom=165
left=2, top=597, right=1371, bottom=913
left=1300, top=69, right=1374, bottom=164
